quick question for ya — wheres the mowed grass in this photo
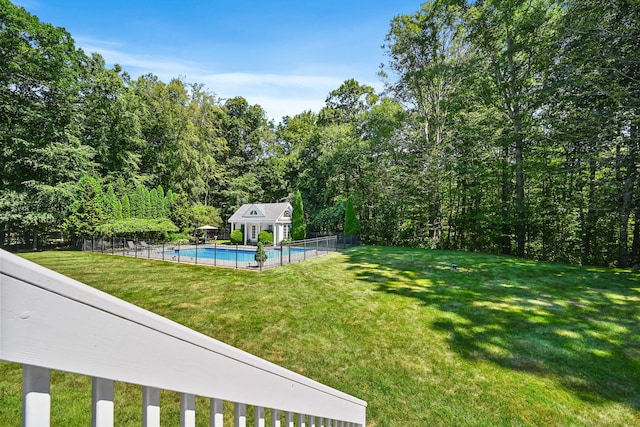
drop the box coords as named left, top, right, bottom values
left=1, top=246, right=640, bottom=426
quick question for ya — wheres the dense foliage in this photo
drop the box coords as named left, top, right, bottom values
left=230, top=229, right=243, bottom=244
left=291, top=189, right=306, bottom=241
left=1, top=0, right=638, bottom=266
left=258, top=230, right=273, bottom=245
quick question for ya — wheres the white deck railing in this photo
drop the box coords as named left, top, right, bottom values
left=0, top=249, right=367, bottom=426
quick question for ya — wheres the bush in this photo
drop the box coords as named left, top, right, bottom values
left=230, top=229, right=243, bottom=244
left=166, top=232, right=190, bottom=244
left=255, top=242, right=268, bottom=264
left=95, top=218, right=178, bottom=240
left=258, top=230, right=273, bottom=245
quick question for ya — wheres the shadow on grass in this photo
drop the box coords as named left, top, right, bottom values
left=346, top=246, right=640, bottom=409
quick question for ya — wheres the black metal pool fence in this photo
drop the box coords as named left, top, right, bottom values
left=82, top=236, right=339, bottom=271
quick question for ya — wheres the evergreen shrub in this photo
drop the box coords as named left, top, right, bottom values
left=230, top=229, right=243, bottom=244
left=258, top=230, right=273, bottom=245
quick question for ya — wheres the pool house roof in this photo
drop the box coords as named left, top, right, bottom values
left=227, top=203, right=293, bottom=224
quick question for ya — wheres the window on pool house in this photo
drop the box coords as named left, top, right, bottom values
left=284, top=224, right=290, bottom=240
left=251, top=225, right=256, bottom=240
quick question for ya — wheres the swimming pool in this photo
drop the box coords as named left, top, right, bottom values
left=167, top=246, right=308, bottom=263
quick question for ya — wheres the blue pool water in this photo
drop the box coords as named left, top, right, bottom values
left=168, top=246, right=308, bottom=262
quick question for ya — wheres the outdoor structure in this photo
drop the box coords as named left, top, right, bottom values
left=228, top=203, right=292, bottom=245
left=0, top=248, right=367, bottom=426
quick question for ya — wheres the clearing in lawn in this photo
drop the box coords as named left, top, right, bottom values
left=1, top=246, right=639, bottom=426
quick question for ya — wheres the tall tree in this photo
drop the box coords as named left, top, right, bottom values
left=0, top=0, right=93, bottom=246
left=64, top=176, right=103, bottom=241
left=344, top=197, right=360, bottom=236
left=291, top=190, right=306, bottom=240
left=466, top=0, right=562, bottom=256
left=80, top=54, right=146, bottom=184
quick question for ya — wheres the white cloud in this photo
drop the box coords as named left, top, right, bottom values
left=194, top=73, right=345, bottom=120
left=81, top=43, right=204, bottom=79
left=76, top=39, right=382, bottom=122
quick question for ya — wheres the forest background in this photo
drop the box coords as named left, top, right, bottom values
left=1, top=0, right=638, bottom=267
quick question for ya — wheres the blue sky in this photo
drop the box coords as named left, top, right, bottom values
left=14, top=0, right=421, bottom=122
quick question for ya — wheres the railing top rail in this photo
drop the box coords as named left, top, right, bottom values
left=0, top=249, right=366, bottom=422
left=287, top=236, right=337, bottom=245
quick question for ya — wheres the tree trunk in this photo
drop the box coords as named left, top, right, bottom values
left=582, top=157, right=597, bottom=265
left=507, top=34, right=526, bottom=258
left=631, top=202, right=640, bottom=267
left=618, top=149, right=634, bottom=268
left=514, top=126, right=525, bottom=257
left=500, top=145, right=512, bottom=255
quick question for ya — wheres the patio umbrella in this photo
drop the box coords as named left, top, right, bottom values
left=196, top=225, right=218, bottom=230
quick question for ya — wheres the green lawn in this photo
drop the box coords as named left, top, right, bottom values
left=2, top=247, right=639, bottom=426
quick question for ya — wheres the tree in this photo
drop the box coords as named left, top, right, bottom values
left=320, top=79, right=378, bottom=125
left=121, top=194, right=131, bottom=219
left=466, top=0, right=562, bottom=256
left=170, top=192, right=191, bottom=233
left=291, top=190, right=306, bottom=240
left=0, top=1, right=93, bottom=247
left=155, top=185, right=166, bottom=218
left=190, top=204, right=222, bottom=229
left=344, top=197, right=360, bottom=236
left=101, top=185, right=119, bottom=222
left=80, top=53, right=146, bottom=184
left=65, top=176, right=103, bottom=241
left=149, top=188, right=160, bottom=219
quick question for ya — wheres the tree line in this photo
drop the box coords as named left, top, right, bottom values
left=1, top=0, right=638, bottom=266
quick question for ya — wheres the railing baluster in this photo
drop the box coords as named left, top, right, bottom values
left=271, top=408, right=281, bottom=427
left=181, top=393, right=196, bottom=427
left=235, top=402, right=247, bottom=427
left=142, top=386, right=160, bottom=427
left=297, top=413, right=306, bottom=427
left=285, top=411, right=294, bottom=427
left=254, top=405, right=265, bottom=427
left=91, top=377, right=114, bottom=427
left=308, top=415, right=316, bottom=427
left=23, top=365, right=50, bottom=427
left=211, top=398, right=223, bottom=427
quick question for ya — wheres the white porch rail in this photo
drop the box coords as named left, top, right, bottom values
left=0, top=249, right=367, bottom=426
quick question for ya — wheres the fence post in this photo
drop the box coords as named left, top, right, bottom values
left=235, top=244, right=238, bottom=269
left=134, top=241, right=138, bottom=258
left=195, top=238, right=198, bottom=265
left=281, top=243, right=283, bottom=266
left=214, top=242, right=217, bottom=267
left=178, top=242, right=181, bottom=263
left=289, top=241, right=291, bottom=265
left=162, top=242, right=165, bottom=261
left=304, top=240, right=306, bottom=260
